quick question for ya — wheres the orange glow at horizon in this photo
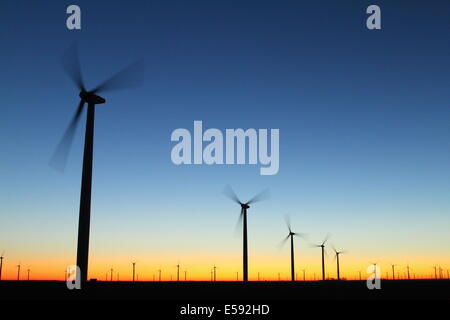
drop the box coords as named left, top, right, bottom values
left=1, top=253, right=449, bottom=282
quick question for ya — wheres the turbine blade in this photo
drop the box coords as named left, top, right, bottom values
left=277, top=234, right=290, bottom=250
left=294, top=233, right=308, bottom=240
left=284, top=215, right=291, bottom=233
left=92, top=60, right=145, bottom=93
left=62, top=43, right=85, bottom=91
left=247, top=188, right=270, bottom=205
left=223, top=185, right=242, bottom=205
left=322, top=233, right=331, bottom=245
left=233, top=208, right=244, bottom=237
left=49, top=100, right=85, bottom=171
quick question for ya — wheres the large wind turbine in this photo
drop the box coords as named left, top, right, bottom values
left=50, top=44, right=144, bottom=285
left=278, top=216, right=306, bottom=281
left=223, top=185, right=270, bottom=282
left=312, top=234, right=330, bottom=280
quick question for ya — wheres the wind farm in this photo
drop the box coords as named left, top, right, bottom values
left=1, top=0, right=449, bottom=307
left=1, top=183, right=449, bottom=301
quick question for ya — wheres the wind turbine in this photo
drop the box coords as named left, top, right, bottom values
left=50, top=44, right=144, bottom=285
left=223, top=185, right=270, bottom=282
left=278, top=215, right=306, bottom=282
left=0, top=252, right=4, bottom=281
left=370, top=262, right=379, bottom=280
left=332, top=245, right=345, bottom=280
left=312, top=234, right=330, bottom=280
left=16, top=263, right=21, bottom=281
left=131, top=261, right=137, bottom=282
left=406, top=264, right=411, bottom=280
left=391, top=264, right=397, bottom=280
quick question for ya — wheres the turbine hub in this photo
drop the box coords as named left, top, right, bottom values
left=241, top=203, right=250, bottom=209
left=80, top=91, right=106, bottom=105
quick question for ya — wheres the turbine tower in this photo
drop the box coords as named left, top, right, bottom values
left=50, top=44, right=144, bottom=285
left=16, top=263, right=21, bottom=281
left=332, top=245, right=345, bottom=280
left=223, top=185, right=270, bottom=282
left=132, top=261, right=137, bottom=282
left=312, top=234, right=330, bottom=280
left=278, top=215, right=306, bottom=281
left=391, top=264, right=397, bottom=280
left=0, top=252, right=4, bottom=281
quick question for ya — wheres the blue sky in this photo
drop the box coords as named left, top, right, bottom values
left=0, top=0, right=449, bottom=279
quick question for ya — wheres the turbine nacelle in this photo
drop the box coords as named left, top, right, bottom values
left=80, top=91, right=106, bottom=105
left=240, top=203, right=250, bottom=210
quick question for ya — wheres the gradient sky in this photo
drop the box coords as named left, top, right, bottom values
left=0, top=0, right=449, bottom=281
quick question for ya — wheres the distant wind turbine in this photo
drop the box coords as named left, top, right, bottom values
left=16, top=263, right=21, bottom=281
left=278, top=215, right=306, bottom=282
left=332, top=245, right=346, bottom=280
left=223, top=185, right=270, bottom=282
left=391, top=264, right=397, bottom=280
left=0, top=252, right=4, bottom=281
left=132, top=261, right=137, bottom=282
left=311, top=234, right=330, bottom=280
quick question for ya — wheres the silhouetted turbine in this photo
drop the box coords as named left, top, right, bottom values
left=223, top=185, right=270, bottom=282
left=16, top=263, right=21, bottom=281
left=278, top=215, right=306, bottom=281
left=131, top=261, right=137, bottom=282
left=50, top=44, right=144, bottom=285
left=312, top=234, right=330, bottom=280
left=332, top=245, right=346, bottom=280
left=391, top=264, right=397, bottom=280
left=0, top=251, right=4, bottom=281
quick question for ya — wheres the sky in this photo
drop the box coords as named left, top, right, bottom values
left=0, top=0, right=449, bottom=281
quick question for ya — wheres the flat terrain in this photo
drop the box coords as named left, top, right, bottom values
left=1, top=279, right=449, bottom=301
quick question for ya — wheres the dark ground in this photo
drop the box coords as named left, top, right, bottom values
left=1, top=279, right=449, bottom=300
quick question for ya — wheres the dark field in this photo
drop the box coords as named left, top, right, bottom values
left=1, top=279, right=449, bottom=301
